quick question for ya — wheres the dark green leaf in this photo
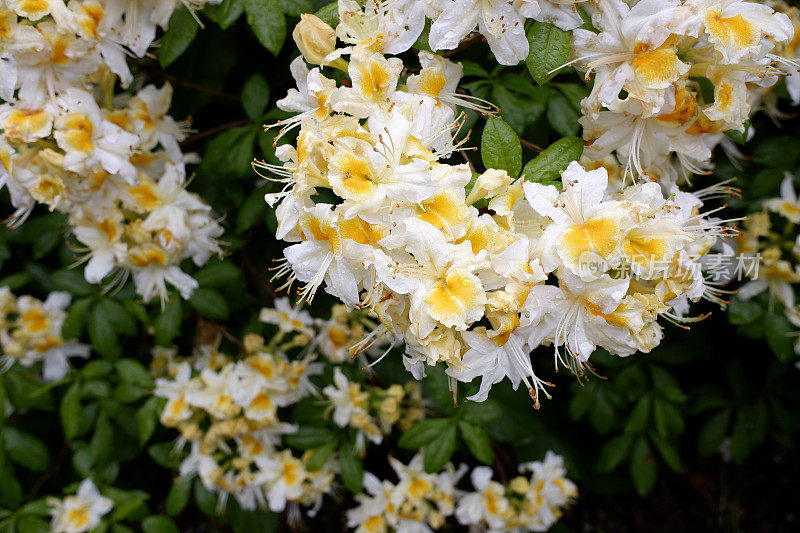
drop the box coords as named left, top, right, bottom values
left=204, top=0, right=244, bottom=29
left=315, top=2, right=338, bottom=27
left=753, top=136, right=800, bottom=168
left=724, top=119, right=750, bottom=145
left=424, top=423, right=457, bottom=473
left=159, top=7, right=200, bottom=67
left=727, top=297, right=762, bottom=325
left=242, top=74, right=271, bottom=121
left=3, top=428, right=50, bottom=472
left=62, top=296, right=92, bottom=340
left=698, top=409, right=730, bottom=456
left=236, top=186, right=269, bottom=234
left=625, top=396, right=650, bottom=434
left=398, top=418, right=451, bottom=449
left=525, top=21, right=571, bottom=85
left=481, top=117, right=521, bottom=177
left=89, top=412, right=114, bottom=466
left=305, top=441, right=337, bottom=471
left=97, top=299, right=137, bottom=336
left=765, top=311, right=796, bottom=362
left=165, top=477, right=193, bottom=517
left=630, top=436, right=657, bottom=496
left=546, top=93, right=580, bottom=136
left=154, top=299, right=182, bottom=346
left=278, top=0, right=313, bottom=16
left=339, top=441, right=363, bottom=494
left=521, top=136, right=583, bottom=184
left=189, top=288, right=230, bottom=320
left=116, top=359, right=155, bottom=389
left=136, top=397, right=162, bottom=447
left=244, top=0, right=287, bottom=56
left=142, top=515, right=179, bottom=533
left=597, top=434, right=633, bottom=472
left=284, top=426, right=338, bottom=449
left=650, top=434, right=683, bottom=472
left=89, top=304, right=119, bottom=358
left=458, top=421, right=493, bottom=465
left=60, top=382, right=83, bottom=440
left=51, top=270, right=94, bottom=296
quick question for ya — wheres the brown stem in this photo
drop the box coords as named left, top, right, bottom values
left=459, top=150, right=476, bottom=173
left=143, top=64, right=240, bottom=102
left=443, top=33, right=485, bottom=58
left=520, top=138, right=543, bottom=153
left=180, top=118, right=251, bottom=148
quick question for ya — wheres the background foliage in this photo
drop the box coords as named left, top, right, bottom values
left=2, top=0, right=800, bottom=531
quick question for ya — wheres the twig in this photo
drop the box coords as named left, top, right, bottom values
left=459, top=150, right=476, bottom=173
left=443, top=33, right=485, bottom=58
left=520, top=138, right=543, bottom=153
left=146, top=67, right=240, bottom=102
left=180, top=118, right=251, bottom=148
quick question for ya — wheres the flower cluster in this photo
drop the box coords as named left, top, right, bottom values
left=347, top=451, right=576, bottom=532
left=153, top=333, right=332, bottom=514
left=264, top=10, right=734, bottom=405
left=47, top=478, right=114, bottom=533
left=324, top=367, right=424, bottom=452
left=328, top=0, right=585, bottom=67
left=0, top=1, right=224, bottom=302
left=0, top=287, right=89, bottom=381
left=734, top=172, right=800, bottom=354
left=573, top=0, right=797, bottom=183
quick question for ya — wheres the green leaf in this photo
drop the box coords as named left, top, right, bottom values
left=525, top=21, right=571, bottom=85
left=148, top=443, right=182, bottom=469
left=195, top=261, right=242, bottom=288
left=89, top=412, right=114, bottom=466
left=278, top=0, right=313, bottom=16
left=629, top=436, right=657, bottom=496
left=51, top=270, right=94, bottom=296
left=650, top=434, right=683, bottom=472
left=481, top=117, right=521, bottom=177
left=109, top=490, right=149, bottom=522
left=625, top=396, right=651, bottom=434
left=424, top=423, right=457, bottom=473
left=159, top=7, right=200, bottom=67
left=60, top=382, right=83, bottom=440
left=97, top=299, right=137, bottom=336
left=339, top=440, right=363, bottom=494
left=724, top=119, right=750, bottom=145
left=15, top=516, right=49, bottom=533
left=237, top=186, right=269, bottom=234
left=697, top=409, right=731, bottom=455
left=458, top=421, right=493, bottom=465
left=521, top=136, right=583, bottom=185
left=398, top=418, right=451, bottom=449
left=284, top=426, right=338, bottom=449
left=597, top=434, right=633, bottom=472
left=461, top=399, right=502, bottom=424
left=136, top=397, right=162, bottom=447
left=727, top=297, right=762, bottom=325
left=193, top=480, right=220, bottom=517
left=142, top=515, right=179, bottom=533
left=244, top=0, right=287, bottom=56
left=753, top=136, right=800, bottom=169
left=189, top=288, right=230, bottom=320
left=315, top=2, right=338, bottom=27
left=62, top=296, right=92, bottom=340
left=82, top=360, right=113, bottom=379
left=765, top=311, right=796, bottom=362
left=204, top=0, right=244, bottom=29
left=88, top=304, right=119, bottom=358
left=0, top=466, right=23, bottom=508
left=165, top=477, right=193, bottom=517
left=546, top=93, right=581, bottom=137
left=116, top=359, right=155, bottom=389
left=3, top=428, right=50, bottom=472
left=200, top=126, right=257, bottom=178
left=305, top=441, right=337, bottom=471
left=154, top=299, right=182, bottom=346
left=242, top=74, right=271, bottom=121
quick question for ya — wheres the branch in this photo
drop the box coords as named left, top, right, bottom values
left=520, top=138, right=543, bottom=153
left=443, top=33, right=485, bottom=58
left=143, top=64, right=240, bottom=102
left=179, top=118, right=251, bottom=148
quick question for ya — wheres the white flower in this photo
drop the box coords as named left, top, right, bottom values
left=49, top=479, right=114, bottom=533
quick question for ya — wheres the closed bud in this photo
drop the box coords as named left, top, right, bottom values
left=292, top=14, right=336, bottom=66
left=466, top=168, right=513, bottom=205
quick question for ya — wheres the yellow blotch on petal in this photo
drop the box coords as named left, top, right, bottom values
left=417, top=190, right=469, bottom=235
left=338, top=216, right=387, bottom=245
left=20, top=308, right=49, bottom=333
left=357, top=60, right=391, bottom=101
left=59, top=114, right=94, bottom=153
left=129, top=182, right=160, bottom=210
left=558, top=217, right=619, bottom=264
left=129, top=246, right=168, bottom=267
left=425, top=272, right=483, bottom=325
left=66, top=508, right=91, bottom=529
left=623, top=235, right=667, bottom=265
left=631, top=44, right=682, bottom=89
left=4, top=109, right=52, bottom=141
left=416, top=69, right=446, bottom=103
left=330, top=152, right=375, bottom=201
left=705, top=11, right=759, bottom=49
left=302, top=213, right=342, bottom=255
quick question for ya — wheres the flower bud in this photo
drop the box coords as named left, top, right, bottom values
left=292, top=14, right=336, bottom=66
left=466, top=168, right=513, bottom=205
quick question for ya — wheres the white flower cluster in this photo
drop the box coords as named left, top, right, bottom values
left=324, top=367, right=424, bottom=453
left=0, top=1, right=224, bottom=302
left=347, top=451, right=576, bottom=533
left=153, top=333, right=331, bottom=514
left=47, top=478, right=114, bottom=533
left=0, top=286, right=89, bottom=381
left=573, top=0, right=797, bottom=183
left=264, top=10, right=734, bottom=406
left=329, top=0, right=584, bottom=67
